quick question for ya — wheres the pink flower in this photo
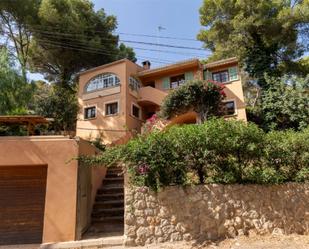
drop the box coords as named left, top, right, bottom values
left=138, top=163, right=150, bottom=175
left=220, top=90, right=226, bottom=97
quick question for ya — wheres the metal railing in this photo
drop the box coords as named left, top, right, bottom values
left=170, top=79, right=186, bottom=89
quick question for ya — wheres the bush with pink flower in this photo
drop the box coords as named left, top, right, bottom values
left=142, top=114, right=168, bottom=134
left=160, top=79, right=226, bottom=124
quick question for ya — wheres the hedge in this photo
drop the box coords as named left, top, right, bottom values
left=81, top=119, right=309, bottom=191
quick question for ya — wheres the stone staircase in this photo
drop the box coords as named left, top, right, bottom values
left=84, top=167, right=124, bottom=238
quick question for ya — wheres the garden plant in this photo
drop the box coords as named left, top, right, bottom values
left=81, top=118, right=309, bottom=191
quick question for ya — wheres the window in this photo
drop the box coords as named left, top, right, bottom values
left=170, top=74, right=185, bottom=89
left=146, top=81, right=155, bottom=88
left=210, top=67, right=239, bottom=83
left=105, top=102, right=118, bottom=116
left=84, top=106, right=96, bottom=119
left=85, top=73, right=120, bottom=93
left=228, top=67, right=238, bottom=81
left=129, top=77, right=141, bottom=91
left=223, top=101, right=236, bottom=116
left=203, top=70, right=212, bottom=80
left=132, top=104, right=140, bottom=118
left=212, top=70, right=229, bottom=83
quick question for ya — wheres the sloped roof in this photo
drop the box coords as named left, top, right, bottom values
left=137, top=58, right=200, bottom=78
left=205, top=57, right=238, bottom=69
left=78, top=59, right=143, bottom=76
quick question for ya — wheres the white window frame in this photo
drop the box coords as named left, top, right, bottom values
left=85, top=73, right=120, bottom=93
left=228, top=66, right=239, bottom=82
left=131, top=103, right=141, bottom=119
left=223, top=99, right=237, bottom=116
left=212, top=70, right=229, bottom=83
left=211, top=66, right=239, bottom=84
left=129, top=76, right=141, bottom=92
left=84, top=105, right=97, bottom=120
left=104, top=100, right=120, bottom=116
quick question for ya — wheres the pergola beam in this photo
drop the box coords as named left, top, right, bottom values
left=0, top=116, right=51, bottom=136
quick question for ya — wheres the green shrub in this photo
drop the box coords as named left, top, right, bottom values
left=202, top=119, right=265, bottom=183
left=82, top=119, right=309, bottom=191
left=294, top=167, right=309, bottom=182
left=121, top=131, right=187, bottom=191
left=160, top=80, right=226, bottom=123
left=264, top=128, right=309, bottom=181
left=167, top=124, right=210, bottom=183
left=246, top=167, right=286, bottom=184
left=90, top=136, right=106, bottom=151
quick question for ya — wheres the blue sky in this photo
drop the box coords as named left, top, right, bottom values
left=92, top=0, right=208, bottom=67
left=29, top=0, right=207, bottom=80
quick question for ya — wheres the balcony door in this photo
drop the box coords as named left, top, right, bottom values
left=170, top=74, right=185, bottom=89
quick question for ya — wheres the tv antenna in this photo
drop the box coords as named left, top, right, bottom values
left=157, top=26, right=166, bottom=60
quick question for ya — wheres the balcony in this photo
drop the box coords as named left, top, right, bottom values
left=137, top=86, right=167, bottom=106
left=170, top=79, right=186, bottom=89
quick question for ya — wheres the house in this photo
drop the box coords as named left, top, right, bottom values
left=0, top=58, right=246, bottom=247
left=76, top=57, right=247, bottom=143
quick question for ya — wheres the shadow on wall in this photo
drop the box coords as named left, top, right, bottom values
left=124, top=183, right=309, bottom=246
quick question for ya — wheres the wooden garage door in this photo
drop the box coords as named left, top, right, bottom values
left=0, top=166, right=47, bottom=245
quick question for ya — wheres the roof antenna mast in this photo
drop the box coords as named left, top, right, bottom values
left=157, top=25, right=166, bottom=62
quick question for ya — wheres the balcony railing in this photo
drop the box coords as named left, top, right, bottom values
left=170, top=79, right=186, bottom=89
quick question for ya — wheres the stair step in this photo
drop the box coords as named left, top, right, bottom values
left=103, top=178, right=124, bottom=185
left=92, top=216, right=124, bottom=223
left=106, top=171, right=123, bottom=176
left=105, top=172, right=122, bottom=178
left=104, top=177, right=124, bottom=181
left=88, top=223, right=124, bottom=233
left=94, top=200, right=124, bottom=209
left=97, top=185, right=124, bottom=195
left=107, top=168, right=123, bottom=173
left=96, top=193, right=124, bottom=201
left=92, top=207, right=124, bottom=217
left=88, top=166, right=125, bottom=238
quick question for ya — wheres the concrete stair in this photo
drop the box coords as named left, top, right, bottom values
left=40, top=235, right=124, bottom=249
left=84, top=167, right=124, bottom=238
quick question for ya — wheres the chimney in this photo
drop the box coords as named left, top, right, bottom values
left=142, top=60, right=151, bottom=70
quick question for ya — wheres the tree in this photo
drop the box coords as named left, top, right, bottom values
left=0, top=0, right=40, bottom=81
left=160, top=80, right=226, bottom=124
left=0, top=48, right=34, bottom=115
left=26, top=0, right=137, bottom=131
left=1, top=0, right=136, bottom=87
left=280, top=56, right=309, bottom=77
left=262, top=75, right=309, bottom=130
left=32, top=81, right=78, bottom=132
left=28, top=0, right=136, bottom=89
left=1, top=0, right=137, bottom=132
left=198, top=0, right=309, bottom=88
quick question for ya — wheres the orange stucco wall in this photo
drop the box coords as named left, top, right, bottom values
left=140, top=66, right=201, bottom=91
left=78, top=140, right=107, bottom=223
left=76, top=59, right=143, bottom=143
left=77, top=58, right=247, bottom=142
left=208, top=62, right=247, bottom=121
left=0, top=136, right=96, bottom=244
left=138, top=86, right=167, bottom=106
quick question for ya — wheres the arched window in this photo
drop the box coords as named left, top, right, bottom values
left=129, top=76, right=141, bottom=91
left=85, top=73, right=120, bottom=93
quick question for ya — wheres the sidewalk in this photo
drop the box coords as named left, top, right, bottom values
left=1, top=235, right=308, bottom=249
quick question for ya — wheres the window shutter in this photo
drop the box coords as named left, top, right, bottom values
left=185, top=71, right=194, bottom=81
left=228, top=67, right=238, bottom=81
left=203, top=70, right=212, bottom=80
left=162, top=77, right=170, bottom=89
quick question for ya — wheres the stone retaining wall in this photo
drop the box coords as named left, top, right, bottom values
left=124, top=183, right=309, bottom=246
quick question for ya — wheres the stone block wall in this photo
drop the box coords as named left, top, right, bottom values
left=124, top=184, right=309, bottom=246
